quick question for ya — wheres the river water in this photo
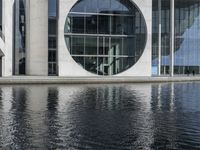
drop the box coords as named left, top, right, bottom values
left=0, top=82, right=200, bottom=149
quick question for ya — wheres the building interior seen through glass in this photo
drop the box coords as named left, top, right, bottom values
left=48, top=0, right=57, bottom=75
left=152, top=0, right=200, bottom=75
left=14, top=0, right=26, bottom=75
left=65, top=0, right=147, bottom=75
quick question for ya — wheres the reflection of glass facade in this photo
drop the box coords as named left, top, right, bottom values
left=14, top=0, right=26, bottom=75
left=65, top=0, right=147, bottom=75
left=152, top=0, right=200, bottom=75
left=174, top=0, right=200, bottom=75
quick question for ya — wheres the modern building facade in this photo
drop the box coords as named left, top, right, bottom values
left=0, top=0, right=200, bottom=77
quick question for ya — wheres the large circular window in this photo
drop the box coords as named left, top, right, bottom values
left=64, top=0, right=147, bottom=75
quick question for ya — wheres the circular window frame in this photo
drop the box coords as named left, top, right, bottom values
left=64, top=0, right=148, bottom=76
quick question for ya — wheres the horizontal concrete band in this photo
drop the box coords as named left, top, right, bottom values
left=0, top=76, right=200, bottom=84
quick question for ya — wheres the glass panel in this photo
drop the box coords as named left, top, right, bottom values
left=71, top=14, right=85, bottom=33
left=84, top=57, right=97, bottom=74
left=85, top=37, right=97, bottom=55
left=71, top=0, right=98, bottom=13
left=14, top=0, right=26, bottom=75
left=111, top=37, right=123, bottom=56
left=111, top=15, right=123, bottom=35
left=85, top=15, right=97, bottom=34
left=48, top=0, right=57, bottom=17
left=71, top=36, right=84, bottom=55
left=48, top=19, right=57, bottom=35
left=98, top=0, right=111, bottom=13
left=48, top=37, right=56, bottom=49
left=48, top=50, right=56, bottom=62
left=98, top=15, right=110, bottom=34
left=98, top=37, right=110, bottom=55
left=123, top=37, right=136, bottom=56
left=174, top=0, right=200, bottom=75
left=110, top=0, right=123, bottom=13
left=152, top=0, right=159, bottom=75
left=48, top=63, right=57, bottom=75
left=86, top=0, right=98, bottom=13
left=124, top=16, right=134, bottom=35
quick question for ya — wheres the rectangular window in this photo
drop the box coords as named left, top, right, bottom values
left=48, top=0, right=57, bottom=76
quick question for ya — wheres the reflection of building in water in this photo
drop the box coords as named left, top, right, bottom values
left=151, top=83, right=178, bottom=148
left=57, top=84, right=154, bottom=148
left=0, top=87, right=13, bottom=146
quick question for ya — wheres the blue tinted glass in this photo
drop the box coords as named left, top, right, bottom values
left=98, top=0, right=111, bottom=13
left=48, top=0, right=57, bottom=17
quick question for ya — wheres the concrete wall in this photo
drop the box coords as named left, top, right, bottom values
left=1, top=0, right=14, bottom=76
left=26, top=0, right=48, bottom=76
left=58, top=0, right=152, bottom=77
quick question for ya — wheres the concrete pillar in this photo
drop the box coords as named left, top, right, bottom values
left=158, top=0, right=162, bottom=76
left=170, top=0, right=175, bottom=76
left=26, top=0, right=48, bottom=76
left=2, top=0, right=14, bottom=76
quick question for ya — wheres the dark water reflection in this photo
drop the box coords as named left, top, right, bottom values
left=0, top=83, right=200, bottom=149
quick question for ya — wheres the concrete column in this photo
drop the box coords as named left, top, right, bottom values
left=26, top=0, right=48, bottom=76
left=158, top=0, right=162, bottom=76
left=170, top=0, right=175, bottom=76
left=2, top=0, right=14, bottom=76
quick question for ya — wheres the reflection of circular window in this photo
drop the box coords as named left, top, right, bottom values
left=64, top=0, right=147, bottom=76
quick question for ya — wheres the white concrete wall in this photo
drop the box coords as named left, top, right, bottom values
left=26, top=0, right=48, bottom=76
left=58, top=0, right=152, bottom=77
left=1, top=0, right=14, bottom=76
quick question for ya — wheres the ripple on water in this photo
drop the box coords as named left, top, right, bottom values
left=0, top=83, right=200, bottom=149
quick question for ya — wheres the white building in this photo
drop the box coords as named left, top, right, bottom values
left=1, top=0, right=200, bottom=77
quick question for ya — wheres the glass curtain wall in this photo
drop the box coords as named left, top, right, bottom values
left=152, top=0, right=170, bottom=75
left=65, top=0, right=147, bottom=76
left=152, top=0, right=159, bottom=75
left=152, top=0, right=200, bottom=76
left=14, top=0, right=26, bottom=75
left=174, top=0, right=200, bottom=75
left=48, top=0, right=57, bottom=75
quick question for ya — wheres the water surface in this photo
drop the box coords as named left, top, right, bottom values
left=0, top=82, right=200, bottom=149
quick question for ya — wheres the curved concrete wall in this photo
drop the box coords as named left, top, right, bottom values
left=58, top=0, right=152, bottom=77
